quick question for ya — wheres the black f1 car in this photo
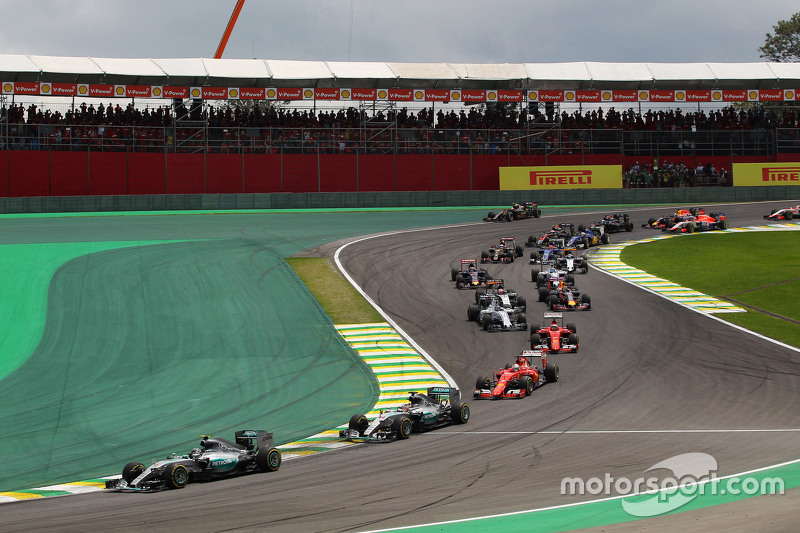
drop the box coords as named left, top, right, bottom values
left=483, top=202, right=541, bottom=222
left=591, top=213, right=634, bottom=233
left=452, top=259, right=491, bottom=289
left=105, top=430, right=281, bottom=491
left=340, top=387, right=470, bottom=440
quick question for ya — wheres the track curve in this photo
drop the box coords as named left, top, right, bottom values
left=4, top=201, right=800, bottom=532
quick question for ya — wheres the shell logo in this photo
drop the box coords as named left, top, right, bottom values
left=712, top=91, right=722, bottom=100
left=229, top=88, right=238, bottom=98
left=565, top=91, right=575, bottom=100
left=191, top=88, right=201, bottom=98
left=152, top=87, right=162, bottom=97
left=488, top=91, right=497, bottom=100
left=602, top=91, right=612, bottom=100
left=115, top=86, right=125, bottom=96
left=41, top=83, right=51, bottom=93
left=79, top=85, right=88, bottom=95
left=749, top=90, right=758, bottom=100
left=451, top=91, right=460, bottom=100
left=786, top=90, right=795, bottom=100
left=341, top=89, right=350, bottom=98
left=676, top=91, right=685, bottom=100
left=414, top=90, right=424, bottom=99
left=378, top=89, right=387, bottom=99
left=638, top=91, right=648, bottom=100
left=267, top=88, right=276, bottom=98
left=3, top=82, right=13, bottom=92
left=304, top=89, right=313, bottom=98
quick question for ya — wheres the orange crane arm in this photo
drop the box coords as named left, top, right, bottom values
left=214, top=0, right=247, bottom=59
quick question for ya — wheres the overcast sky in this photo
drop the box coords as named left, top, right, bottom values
left=0, top=1, right=795, bottom=64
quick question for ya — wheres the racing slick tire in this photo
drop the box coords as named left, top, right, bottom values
left=467, top=305, right=481, bottom=322
left=530, top=333, right=542, bottom=350
left=578, top=224, right=586, bottom=232
left=625, top=220, right=634, bottom=231
left=451, top=268, right=458, bottom=281
left=348, top=413, right=369, bottom=436
left=534, top=208, right=542, bottom=218
left=392, top=416, right=413, bottom=439
left=475, top=289, right=486, bottom=303
left=476, top=376, right=491, bottom=391
left=566, top=273, right=575, bottom=286
left=786, top=211, right=794, bottom=220
left=568, top=333, right=578, bottom=352
left=521, top=375, right=535, bottom=396
left=516, top=296, right=527, bottom=311
left=482, top=315, right=492, bottom=331
left=486, top=212, right=495, bottom=220
left=451, top=402, right=470, bottom=424
left=538, top=287, right=549, bottom=302
left=601, top=233, right=610, bottom=244
left=582, top=294, right=591, bottom=309
left=480, top=251, right=490, bottom=262
left=516, top=313, right=527, bottom=329
left=515, top=245, right=524, bottom=257
left=718, top=219, right=729, bottom=230
left=566, top=322, right=577, bottom=333
left=256, top=447, right=282, bottom=472
left=122, top=462, right=146, bottom=484
left=165, top=463, right=189, bottom=489
left=686, top=224, right=694, bottom=234
left=549, top=294, right=558, bottom=310
left=544, top=363, right=559, bottom=383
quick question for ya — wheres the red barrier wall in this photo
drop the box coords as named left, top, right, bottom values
left=0, top=151, right=8, bottom=197
left=89, top=152, right=128, bottom=195
left=50, top=152, right=89, bottom=196
left=0, top=150, right=793, bottom=197
left=128, top=153, right=165, bottom=194
left=8, top=151, right=50, bottom=197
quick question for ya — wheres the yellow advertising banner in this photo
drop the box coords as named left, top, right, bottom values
left=732, top=162, right=800, bottom=186
left=499, top=165, right=622, bottom=190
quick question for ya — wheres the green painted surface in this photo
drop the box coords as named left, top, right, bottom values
left=381, top=461, right=800, bottom=532
left=0, top=208, right=495, bottom=493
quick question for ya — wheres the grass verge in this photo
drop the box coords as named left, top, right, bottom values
left=621, top=231, right=800, bottom=348
left=286, top=257, right=383, bottom=324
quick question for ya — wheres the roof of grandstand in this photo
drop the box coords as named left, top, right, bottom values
left=2, top=54, right=800, bottom=90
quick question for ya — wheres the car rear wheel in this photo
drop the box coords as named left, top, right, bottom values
left=165, top=463, right=189, bottom=489
left=257, top=447, right=282, bottom=472
left=452, top=402, right=470, bottom=424
left=544, top=364, right=559, bottom=383
left=582, top=294, right=591, bottom=309
left=566, top=322, right=577, bottom=333
left=122, top=462, right=145, bottom=484
left=549, top=295, right=558, bottom=310
left=786, top=211, right=794, bottom=220
left=392, top=417, right=413, bottom=439
left=516, top=296, right=527, bottom=311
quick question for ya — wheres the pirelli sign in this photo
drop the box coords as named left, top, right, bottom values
left=732, top=163, right=800, bottom=186
left=499, top=165, right=622, bottom=190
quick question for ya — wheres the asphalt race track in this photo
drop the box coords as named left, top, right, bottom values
left=3, top=201, right=800, bottom=532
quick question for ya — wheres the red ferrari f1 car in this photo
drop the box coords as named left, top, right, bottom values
left=473, top=350, right=559, bottom=399
left=530, top=312, right=578, bottom=352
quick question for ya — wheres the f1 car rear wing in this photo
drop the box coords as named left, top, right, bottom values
left=234, top=430, right=274, bottom=451
left=486, top=279, right=504, bottom=287
left=520, top=349, right=548, bottom=369
left=543, top=312, right=563, bottom=319
left=460, top=259, right=479, bottom=267
left=426, top=386, right=461, bottom=403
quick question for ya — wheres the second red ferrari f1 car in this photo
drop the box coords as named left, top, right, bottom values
left=473, top=350, right=559, bottom=399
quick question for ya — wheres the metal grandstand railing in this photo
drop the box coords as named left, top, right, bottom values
left=0, top=121, right=793, bottom=157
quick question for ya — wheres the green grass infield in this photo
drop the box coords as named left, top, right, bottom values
left=621, top=231, right=800, bottom=348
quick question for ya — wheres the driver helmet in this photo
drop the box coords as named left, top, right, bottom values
left=551, top=323, right=559, bottom=331
left=189, top=448, right=203, bottom=459
left=497, top=288, right=506, bottom=295
left=512, top=364, right=520, bottom=371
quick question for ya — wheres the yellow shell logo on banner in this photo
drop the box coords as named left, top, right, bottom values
left=115, top=86, right=125, bottom=96
left=266, top=88, right=276, bottom=98
left=341, top=89, right=350, bottom=98
left=229, top=88, right=238, bottom=98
